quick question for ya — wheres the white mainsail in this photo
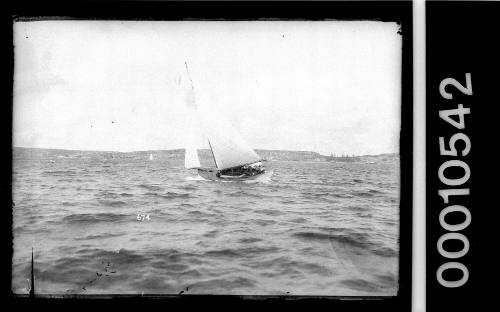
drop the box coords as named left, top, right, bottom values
left=184, top=84, right=201, bottom=169
left=184, top=117, right=201, bottom=169
left=183, top=62, right=260, bottom=170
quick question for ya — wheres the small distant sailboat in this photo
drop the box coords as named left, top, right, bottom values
left=183, top=62, right=270, bottom=181
left=149, top=153, right=154, bottom=161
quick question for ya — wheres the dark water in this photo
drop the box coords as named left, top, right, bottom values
left=12, top=154, right=399, bottom=296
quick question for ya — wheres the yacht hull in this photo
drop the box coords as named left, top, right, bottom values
left=197, top=168, right=271, bottom=182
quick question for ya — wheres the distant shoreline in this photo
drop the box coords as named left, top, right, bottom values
left=13, top=146, right=399, bottom=163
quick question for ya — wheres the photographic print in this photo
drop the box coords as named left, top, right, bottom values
left=12, top=19, right=404, bottom=297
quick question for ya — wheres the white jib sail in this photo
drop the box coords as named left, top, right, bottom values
left=198, top=104, right=260, bottom=170
left=208, top=131, right=261, bottom=170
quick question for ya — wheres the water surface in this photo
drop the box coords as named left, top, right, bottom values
left=12, top=153, right=399, bottom=296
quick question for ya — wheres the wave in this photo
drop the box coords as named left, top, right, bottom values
left=98, top=200, right=127, bottom=207
left=42, top=170, right=77, bottom=176
left=373, top=246, right=398, bottom=258
left=203, top=246, right=280, bottom=259
left=347, top=205, right=369, bottom=211
left=149, top=261, right=190, bottom=272
left=351, top=189, right=385, bottom=197
left=292, top=231, right=372, bottom=249
left=226, top=191, right=259, bottom=198
left=340, top=278, right=381, bottom=292
left=186, top=175, right=206, bottom=181
left=354, top=212, right=373, bottom=218
left=351, top=191, right=375, bottom=198
left=244, top=169, right=274, bottom=184
left=246, top=255, right=331, bottom=277
left=289, top=217, right=308, bottom=224
left=251, top=219, right=277, bottom=226
left=238, top=237, right=262, bottom=243
left=75, top=232, right=125, bottom=240
left=186, top=210, right=207, bottom=216
left=164, top=192, right=191, bottom=198
left=203, top=249, right=241, bottom=258
left=137, top=184, right=162, bottom=192
left=254, top=209, right=285, bottom=216
left=13, top=225, right=51, bottom=234
left=331, top=193, right=354, bottom=199
left=144, top=192, right=191, bottom=199
left=375, top=273, right=397, bottom=286
left=180, top=185, right=198, bottom=190
left=62, top=213, right=129, bottom=224
left=302, top=192, right=329, bottom=197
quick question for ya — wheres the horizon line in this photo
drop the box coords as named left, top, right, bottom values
left=12, top=146, right=398, bottom=157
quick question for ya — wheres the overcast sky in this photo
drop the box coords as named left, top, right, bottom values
left=13, top=20, right=401, bottom=156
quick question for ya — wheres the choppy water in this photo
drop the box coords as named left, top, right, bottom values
left=12, top=154, right=399, bottom=296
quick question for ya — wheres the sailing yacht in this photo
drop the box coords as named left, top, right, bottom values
left=183, top=62, right=269, bottom=181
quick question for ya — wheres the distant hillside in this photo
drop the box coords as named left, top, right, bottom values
left=12, top=147, right=398, bottom=163
left=256, top=150, right=324, bottom=162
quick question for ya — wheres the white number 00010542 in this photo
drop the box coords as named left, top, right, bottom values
left=436, top=73, right=472, bottom=288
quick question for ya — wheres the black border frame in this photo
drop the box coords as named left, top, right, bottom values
left=425, top=1, right=500, bottom=311
left=4, top=1, right=412, bottom=310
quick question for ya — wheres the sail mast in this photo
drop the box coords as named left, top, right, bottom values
left=207, top=139, right=219, bottom=169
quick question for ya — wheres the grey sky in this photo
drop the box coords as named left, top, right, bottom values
left=13, top=20, right=401, bottom=155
